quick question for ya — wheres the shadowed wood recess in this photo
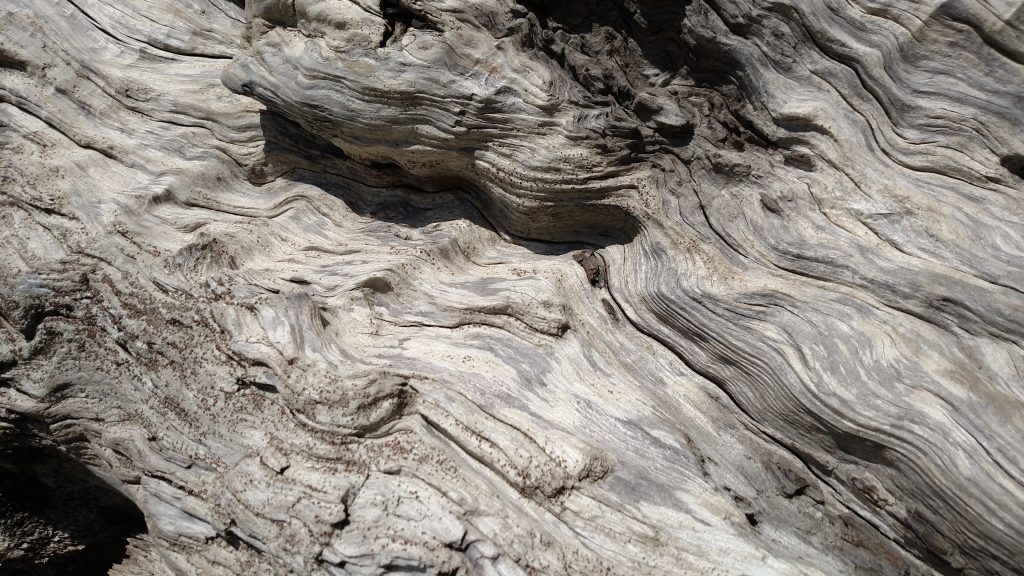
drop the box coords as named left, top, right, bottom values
left=2, top=0, right=1023, bottom=574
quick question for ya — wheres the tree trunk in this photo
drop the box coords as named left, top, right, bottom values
left=1, top=0, right=1022, bottom=574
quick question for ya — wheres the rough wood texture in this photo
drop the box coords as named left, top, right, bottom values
left=1, top=0, right=1022, bottom=575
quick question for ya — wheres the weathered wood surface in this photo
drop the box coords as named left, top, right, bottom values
left=1, top=0, right=1022, bottom=574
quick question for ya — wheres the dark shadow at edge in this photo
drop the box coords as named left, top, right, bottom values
left=0, top=434, right=147, bottom=576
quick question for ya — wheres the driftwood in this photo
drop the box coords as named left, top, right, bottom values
left=1, top=0, right=1022, bottom=574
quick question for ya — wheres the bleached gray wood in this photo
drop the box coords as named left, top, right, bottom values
left=1, top=0, right=1022, bottom=575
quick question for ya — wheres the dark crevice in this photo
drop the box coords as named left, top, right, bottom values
left=657, top=124, right=696, bottom=148
left=331, top=516, right=351, bottom=532
left=379, top=0, right=438, bottom=48
left=1000, top=154, right=1024, bottom=180
left=573, top=250, right=607, bottom=288
left=217, top=521, right=264, bottom=553
left=238, top=380, right=280, bottom=394
left=0, top=437, right=147, bottom=576
left=784, top=484, right=810, bottom=499
left=0, top=49, right=28, bottom=72
left=221, top=529, right=242, bottom=550
left=519, top=0, right=691, bottom=72
left=0, top=357, right=16, bottom=379
left=17, top=306, right=62, bottom=343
